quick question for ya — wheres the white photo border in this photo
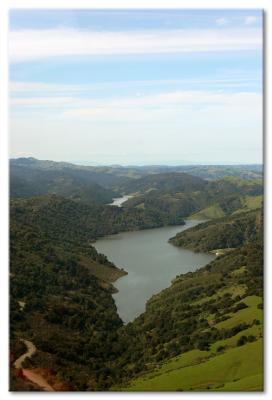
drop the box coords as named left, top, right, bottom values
left=0, top=1, right=270, bottom=399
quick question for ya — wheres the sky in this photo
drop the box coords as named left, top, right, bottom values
left=9, top=9, right=263, bottom=165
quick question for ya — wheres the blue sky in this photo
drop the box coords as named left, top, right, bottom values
left=9, top=9, right=263, bottom=165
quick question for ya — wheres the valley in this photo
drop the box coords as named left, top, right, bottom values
left=95, top=221, right=214, bottom=322
left=9, top=158, right=263, bottom=391
left=8, top=7, right=264, bottom=394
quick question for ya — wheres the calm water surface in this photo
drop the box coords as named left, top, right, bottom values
left=95, top=220, right=215, bottom=323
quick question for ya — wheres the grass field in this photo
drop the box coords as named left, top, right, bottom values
left=117, top=293, right=263, bottom=392
left=214, top=295, right=263, bottom=330
left=189, top=194, right=262, bottom=220
left=189, top=204, right=225, bottom=220
left=192, top=284, right=247, bottom=306
left=243, top=195, right=263, bottom=210
left=210, top=324, right=262, bottom=352
left=123, top=340, right=263, bottom=391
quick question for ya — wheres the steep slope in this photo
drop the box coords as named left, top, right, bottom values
left=10, top=217, right=123, bottom=390
left=122, top=175, right=263, bottom=223
left=10, top=168, right=263, bottom=392
left=10, top=193, right=186, bottom=390
left=10, top=157, right=134, bottom=188
left=10, top=195, right=185, bottom=249
left=209, top=176, right=263, bottom=196
left=10, top=165, right=117, bottom=205
left=114, top=238, right=263, bottom=390
left=170, top=209, right=262, bottom=252
left=121, top=172, right=207, bottom=194
left=125, top=340, right=263, bottom=391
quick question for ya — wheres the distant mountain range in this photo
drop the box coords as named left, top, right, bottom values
left=10, top=158, right=262, bottom=204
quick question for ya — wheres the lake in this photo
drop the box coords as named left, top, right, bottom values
left=94, top=220, right=215, bottom=324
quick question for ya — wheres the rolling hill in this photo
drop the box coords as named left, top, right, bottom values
left=170, top=209, right=263, bottom=253
left=9, top=158, right=263, bottom=391
left=121, top=172, right=208, bottom=194
left=114, top=237, right=263, bottom=390
left=10, top=163, right=118, bottom=205
left=122, top=175, right=262, bottom=224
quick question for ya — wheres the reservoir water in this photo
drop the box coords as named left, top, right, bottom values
left=94, top=220, right=215, bottom=323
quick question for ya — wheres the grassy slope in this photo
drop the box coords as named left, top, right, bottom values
left=189, top=195, right=262, bottom=220
left=122, top=294, right=263, bottom=391
left=125, top=340, right=262, bottom=391
left=123, top=174, right=262, bottom=223
left=214, top=296, right=262, bottom=330
left=189, top=204, right=226, bottom=220
left=192, top=284, right=247, bottom=306
left=240, top=195, right=263, bottom=212
left=79, top=255, right=127, bottom=283
left=116, top=239, right=263, bottom=392
left=170, top=209, right=261, bottom=252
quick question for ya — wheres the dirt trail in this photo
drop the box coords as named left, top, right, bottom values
left=22, top=370, right=54, bottom=391
left=14, top=339, right=54, bottom=391
left=14, top=339, right=37, bottom=369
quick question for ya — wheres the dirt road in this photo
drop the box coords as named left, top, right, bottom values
left=22, top=369, right=54, bottom=391
left=14, top=339, right=37, bottom=369
left=14, top=339, right=54, bottom=391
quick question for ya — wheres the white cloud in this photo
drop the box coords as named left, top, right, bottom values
left=215, top=18, right=229, bottom=26
left=60, top=91, right=261, bottom=122
left=10, top=90, right=261, bottom=126
left=10, top=90, right=261, bottom=107
left=9, top=81, right=77, bottom=93
left=9, top=74, right=261, bottom=96
left=244, top=16, right=259, bottom=25
left=9, top=27, right=262, bottom=62
left=10, top=89, right=262, bottom=164
left=10, top=96, right=76, bottom=106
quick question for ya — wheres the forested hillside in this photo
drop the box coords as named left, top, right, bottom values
left=122, top=175, right=262, bottom=222
left=10, top=157, right=134, bottom=188
left=10, top=216, right=124, bottom=390
left=9, top=158, right=263, bottom=391
left=116, top=238, right=263, bottom=390
left=10, top=158, right=263, bottom=197
left=10, top=165, right=117, bottom=205
left=10, top=195, right=185, bottom=247
left=170, top=209, right=262, bottom=252
left=121, top=172, right=207, bottom=194
left=10, top=196, right=263, bottom=391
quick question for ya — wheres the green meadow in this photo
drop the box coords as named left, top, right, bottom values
left=120, top=293, right=263, bottom=392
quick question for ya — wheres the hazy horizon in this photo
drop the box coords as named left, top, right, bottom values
left=10, top=9, right=263, bottom=165
left=11, top=155, right=263, bottom=168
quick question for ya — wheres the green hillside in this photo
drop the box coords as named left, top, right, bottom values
left=123, top=174, right=262, bottom=224
left=10, top=217, right=124, bottom=390
left=121, top=172, right=207, bottom=194
left=170, top=209, right=262, bottom=252
left=10, top=165, right=118, bottom=205
left=124, top=340, right=262, bottom=391
left=10, top=195, right=185, bottom=249
left=110, top=236, right=263, bottom=390
left=10, top=161, right=263, bottom=392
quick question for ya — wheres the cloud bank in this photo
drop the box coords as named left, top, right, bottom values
left=10, top=89, right=261, bottom=125
left=9, top=27, right=262, bottom=62
left=10, top=88, right=262, bottom=164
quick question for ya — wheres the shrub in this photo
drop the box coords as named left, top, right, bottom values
left=247, top=335, right=257, bottom=343
left=237, top=336, right=248, bottom=346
